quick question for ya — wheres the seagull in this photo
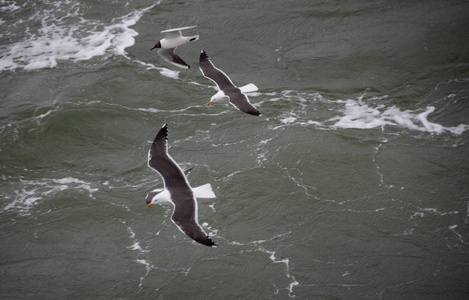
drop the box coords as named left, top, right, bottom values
left=146, top=124, right=217, bottom=247
left=150, top=25, right=199, bottom=69
left=199, top=50, right=261, bottom=116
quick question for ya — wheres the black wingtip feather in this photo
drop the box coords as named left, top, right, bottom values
left=154, top=123, right=168, bottom=142
left=200, top=238, right=217, bottom=247
left=200, top=50, right=208, bottom=61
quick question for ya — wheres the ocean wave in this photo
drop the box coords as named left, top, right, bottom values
left=267, top=90, right=469, bottom=136
left=0, top=0, right=157, bottom=71
left=326, top=102, right=468, bottom=135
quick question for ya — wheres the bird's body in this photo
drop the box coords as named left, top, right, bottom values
left=146, top=124, right=216, bottom=247
left=199, top=50, right=260, bottom=116
left=150, top=26, right=199, bottom=69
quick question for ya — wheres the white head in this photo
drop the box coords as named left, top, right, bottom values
left=207, top=91, right=229, bottom=105
left=145, top=188, right=164, bottom=208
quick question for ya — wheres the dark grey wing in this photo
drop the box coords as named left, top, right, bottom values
left=226, top=91, right=261, bottom=116
left=158, top=48, right=190, bottom=69
left=171, top=201, right=217, bottom=247
left=148, top=124, right=190, bottom=190
left=199, top=50, right=235, bottom=91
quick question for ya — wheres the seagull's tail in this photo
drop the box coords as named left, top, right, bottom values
left=240, top=83, right=258, bottom=93
left=192, top=183, right=216, bottom=199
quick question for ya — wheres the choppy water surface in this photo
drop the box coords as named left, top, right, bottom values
left=1, top=0, right=468, bottom=298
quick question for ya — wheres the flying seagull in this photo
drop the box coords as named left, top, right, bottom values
left=150, top=25, right=199, bottom=69
left=146, top=124, right=217, bottom=247
left=199, top=50, right=260, bottom=116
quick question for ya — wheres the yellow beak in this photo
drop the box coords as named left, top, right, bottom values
left=147, top=203, right=154, bottom=208
left=207, top=101, right=212, bottom=106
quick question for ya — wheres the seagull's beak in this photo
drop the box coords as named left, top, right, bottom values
left=207, top=101, right=212, bottom=106
left=147, top=203, right=154, bottom=208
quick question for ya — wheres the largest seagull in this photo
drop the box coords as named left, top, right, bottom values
left=146, top=124, right=217, bottom=247
left=150, top=25, right=199, bottom=69
left=199, top=50, right=261, bottom=116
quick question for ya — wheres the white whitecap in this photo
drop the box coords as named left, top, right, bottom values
left=0, top=3, right=157, bottom=71
left=327, top=100, right=469, bottom=135
left=281, top=117, right=298, bottom=124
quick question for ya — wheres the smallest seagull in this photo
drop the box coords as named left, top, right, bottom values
left=199, top=50, right=261, bottom=116
left=150, top=25, right=199, bottom=69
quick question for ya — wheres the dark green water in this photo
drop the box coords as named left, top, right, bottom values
left=1, top=0, right=469, bottom=299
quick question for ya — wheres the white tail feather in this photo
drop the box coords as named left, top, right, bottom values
left=192, top=183, right=216, bottom=198
left=239, top=83, right=258, bottom=93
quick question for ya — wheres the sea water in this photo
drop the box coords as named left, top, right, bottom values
left=1, top=0, right=468, bottom=298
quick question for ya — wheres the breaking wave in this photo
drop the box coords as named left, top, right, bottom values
left=0, top=0, right=157, bottom=71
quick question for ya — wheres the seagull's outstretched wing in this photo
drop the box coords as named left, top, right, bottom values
left=161, top=25, right=197, bottom=34
left=157, top=48, right=190, bottom=69
left=172, top=202, right=217, bottom=247
left=226, top=91, right=261, bottom=116
left=199, top=50, right=235, bottom=91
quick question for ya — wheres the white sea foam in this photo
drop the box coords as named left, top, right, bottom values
left=410, top=207, right=460, bottom=222
left=448, top=225, right=464, bottom=243
left=134, top=59, right=180, bottom=79
left=2, top=176, right=98, bottom=216
left=0, top=0, right=20, bottom=13
left=228, top=232, right=296, bottom=297
left=120, top=220, right=153, bottom=288
left=259, top=247, right=299, bottom=297
left=327, top=102, right=469, bottom=135
left=121, top=220, right=192, bottom=287
left=201, top=222, right=218, bottom=237
left=281, top=166, right=315, bottom=198
left=281, top=116, right=298, bottom=124
left=0, top=1, right=157, bottom=71
left=419, top=207, right=459, bottom=216
left=208, top=203, right=216, bottom=212
left=123, top=222, right=149, bottom=254
left=135, top=258, right=153, bottom=288
left=53, top=177, right=98, bottom=197
left=256, top=137, right=273, bottom=165
left=269, top=90, right=469, bottom=136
